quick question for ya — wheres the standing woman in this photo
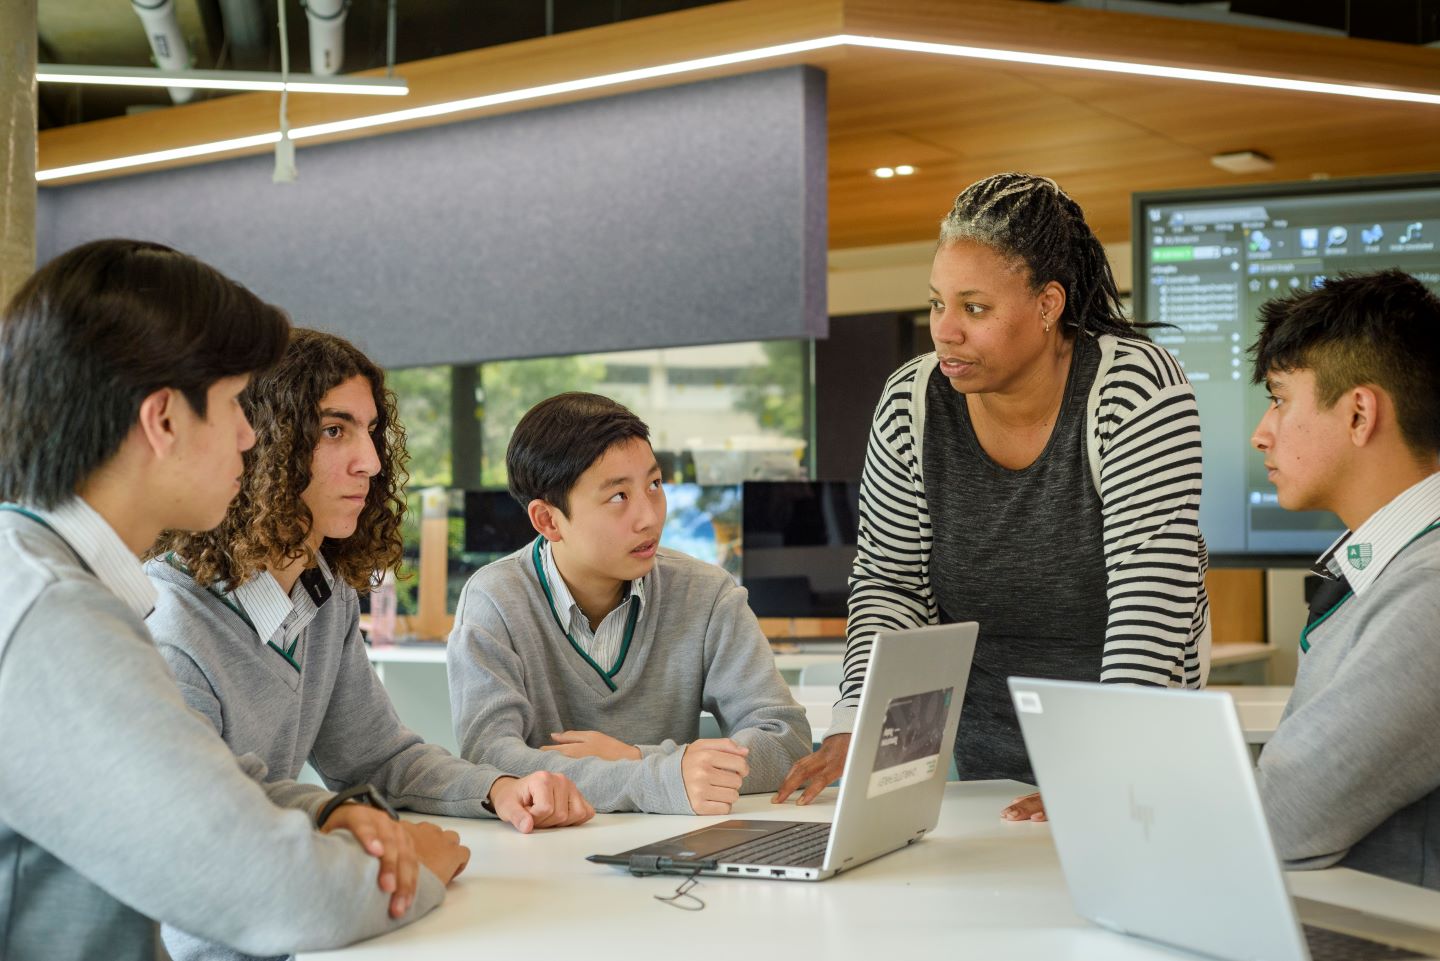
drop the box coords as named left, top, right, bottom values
left=776, top=173, right=1210, bottom=816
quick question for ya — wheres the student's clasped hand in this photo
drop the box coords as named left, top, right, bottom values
left=404, top=821, right=471, bottom=887
left=488, top=772, right=595, bottom=833
left=541, top=729, right=642, bottom=760
left=320, top=802, right=446, bottom=918
left=681, top=738, right=751, bottom=814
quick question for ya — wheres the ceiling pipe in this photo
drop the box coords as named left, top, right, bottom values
left=130, top=0, right=195, bottom=103
left=301, top=0, right=349, bottom=76
left=214, top=0, right=270, bottom=69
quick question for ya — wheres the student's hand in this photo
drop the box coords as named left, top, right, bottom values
left=773, top=733, right=850, bottom=806
left=488, top=772, right=596, bottom=833
left=681, top=738, right=750, bottom=815
left=405, top=820, right=470, bottom=891
left=541, top=729, right=642, bottom=761
left=320, top=802, right=420, bottom=919
left=1001, top=791, right=1047, bottom=822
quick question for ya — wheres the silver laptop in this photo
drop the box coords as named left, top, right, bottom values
left=588, top=622, right=977, bottom=881
left=1009, top=678, right=1440, bottom=961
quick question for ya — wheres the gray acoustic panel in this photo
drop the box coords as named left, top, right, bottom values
left=37, top=66, right=828, bottom=368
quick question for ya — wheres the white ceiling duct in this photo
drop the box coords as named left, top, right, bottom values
left=130, top=0, right=195, bottom=103
left=301, top=0, right=349, bottom=76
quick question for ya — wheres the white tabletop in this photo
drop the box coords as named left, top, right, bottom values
left=1213, top=685, right=1293, bottom=744
left=297, top=780, right=1440, bottom=960
left=366, top=642, right=447, bottom=664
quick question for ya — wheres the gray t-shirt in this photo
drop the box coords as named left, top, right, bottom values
left=923, top=334, right=1108, bottom=782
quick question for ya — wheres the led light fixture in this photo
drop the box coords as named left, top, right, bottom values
left=37, top=64, right=408, bottom=96
left=37, top=33, right=1440, bottom=184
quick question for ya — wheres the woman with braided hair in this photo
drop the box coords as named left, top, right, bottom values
left=776, top=173, right=1211, bottom=819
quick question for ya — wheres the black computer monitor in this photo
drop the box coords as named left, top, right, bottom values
left=1132, top=172, right=1440, bottom=564
left=463, top=483, right=743, bottom=579
left=462, top=490, right=534, bottom=556
left=741, top=480, right=860, bottom=617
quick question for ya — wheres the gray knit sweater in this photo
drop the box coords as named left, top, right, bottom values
left=0, top=513, right=443, bottom=961
left=1256, top=530, right=1440, bottom=888
left=146, top=559, right=507, bottom=961
left=448, top=543, right=811, bottom=814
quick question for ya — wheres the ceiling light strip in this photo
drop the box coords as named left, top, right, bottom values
left=841, top=34, right=1440, bottom=106
left=36, top=65, right=409, bottom=97
left=36, top=33, right=1440, bottom=183
left=37, top=133, right=283, bottom=182
left=37, top=36, right=845, bottom=181
left=288, top=35, right=847, bottom=141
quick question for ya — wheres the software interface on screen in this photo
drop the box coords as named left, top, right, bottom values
left=1135, top=179, right=1440, bottom=558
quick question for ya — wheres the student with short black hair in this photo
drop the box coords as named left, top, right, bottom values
left=448, top=392, right=811, bottom=815
left=0, top=240, right=453, bottom=961
left=1249, top=269, right=1440, bottom=889
left=145, top=329, right=594, bottom=961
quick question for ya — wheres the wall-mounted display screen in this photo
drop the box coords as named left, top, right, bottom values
left=1132, top=173, right=1440, bottom=562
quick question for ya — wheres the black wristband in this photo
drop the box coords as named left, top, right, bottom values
left=316, top=783, right=399, bottom=828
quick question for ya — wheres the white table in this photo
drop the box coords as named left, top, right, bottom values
left=299, top=781, right=1440, bottom=960
left=1214, top=685, right=1292, bottom=744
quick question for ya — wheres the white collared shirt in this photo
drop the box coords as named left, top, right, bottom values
left=35, top=498, right=157, bottom=619
left=228, top=555, right=335, bottom=650
left=541, top=540, right=645, bottom=673
left=1318, top=472, right=1440, bottom=595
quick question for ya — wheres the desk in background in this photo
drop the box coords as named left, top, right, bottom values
left=368, top=641, right=1293, bottom=756
left=792, top=684, right=1290, bottom=745
left=298, top=781, right=1440, bottom=960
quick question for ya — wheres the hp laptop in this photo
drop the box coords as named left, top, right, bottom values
left=588, top=622, right=977, bottom=882
left=1008, top=678, right=1440, bottom=961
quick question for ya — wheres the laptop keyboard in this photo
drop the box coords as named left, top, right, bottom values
left=718, top=823, right=831, bottom=867
left=1303, top=925, right=1426, bottom=961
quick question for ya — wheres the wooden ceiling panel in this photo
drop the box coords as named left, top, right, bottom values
left=37, top=0, right=1440, bottom=251
left=827, top=130, right=959, bottom=172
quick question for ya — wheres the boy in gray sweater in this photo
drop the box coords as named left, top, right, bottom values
left=449, top=392, right=811, bottom=815
left=145, top=330, right=594, bottom=961
left=1248, top=270, right=1440, bottom=889
left=0, top=241, right=458, bottom=961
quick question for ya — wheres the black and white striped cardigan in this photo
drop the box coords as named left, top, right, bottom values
left=829, top=334, right=1211, bottom=735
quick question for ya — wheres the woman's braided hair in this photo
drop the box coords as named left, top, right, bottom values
left=939, top=173, right=1153, bottom=338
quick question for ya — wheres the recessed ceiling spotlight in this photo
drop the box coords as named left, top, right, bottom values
left=1210, top=150, right=1274, bottom=174
left=873, top=167, right=895, bottom=178
left=894, top=164, right=916, bottom=176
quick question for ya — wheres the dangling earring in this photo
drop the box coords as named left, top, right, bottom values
left=1042, top=313, right=1052, bottom=333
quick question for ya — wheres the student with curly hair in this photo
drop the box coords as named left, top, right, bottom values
left=145, top=330, right=593, bottom=961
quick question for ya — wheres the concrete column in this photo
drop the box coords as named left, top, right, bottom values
left=0, top=0, right=37, bottom=304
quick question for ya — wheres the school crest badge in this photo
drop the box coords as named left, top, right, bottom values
left=1346, top=542, right=1373, bottom=571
